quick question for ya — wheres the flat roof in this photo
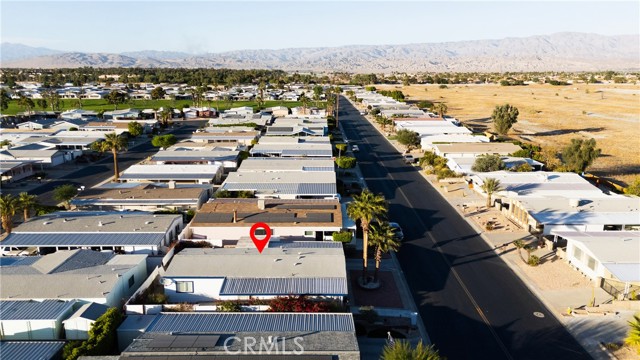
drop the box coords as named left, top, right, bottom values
left=434, top=142, right=521, bottom=154
left=0, top=300, right=75, bottom=321
left=125, top=331, right=358, bottom=356
left=0, top=341, right=66, bottom=360
left=238, top=158, right=335, bottom=172
left=150, top=150, right=239, bottom=162
left=192, top=199, right=341, bottom=227
left=521, top=196, right=640, bottom=225
left=147, top=313, right=355, bottom=333
left=6, top=211, right=181, bottom=233
left=256, top=136, right=331, bottom=144
left=472, top=171, right=606, bottom=197
left=72, top=187, right=206, bottom=205
left=552, top=231, right=640, bottom=281
left=0, top=250, right=146, bottom=300
left=221, top=172, right=337, bottom=195
left=165, top=246, right=346, bottom=279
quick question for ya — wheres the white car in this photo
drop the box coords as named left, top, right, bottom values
left=351, top=145, right=360, bottom=152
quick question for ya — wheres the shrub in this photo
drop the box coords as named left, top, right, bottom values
left=512, top=163, right=533, bottom=172
left=268, top=295, right=331, bottom=313
left=336, top=156, right=356, bottom=169
left=218, top=300, right=242, bottom=312
left=62, top=307, right=123, bottom=360
left=472, top=154, right=506, bottom=172
left=528, top=254, right=540, bottom=266
left=332, top=231, right=353, bottom=243
left=147, top=293, right=168, bottom=304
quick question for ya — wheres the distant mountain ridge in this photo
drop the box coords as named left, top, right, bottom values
left=2, top=33, right=639, bottom=72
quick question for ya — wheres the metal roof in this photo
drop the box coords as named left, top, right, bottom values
left=220, top=277, right=348, bottom=295
left=0, top=300, right=75, bottom=320
left=0, top=341, right=65, bottom=360
left=119, top=173, right=215, bottom=180
left=221, top=182, right=337, bottom=195
left=268, top=241, right=343, bottom=249
left=147, top=313, right=355, bottom=333
left=0, top=233, right=165, bottom=247
left=64, top=302, right=109, bottom=322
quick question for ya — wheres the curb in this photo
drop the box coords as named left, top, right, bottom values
left=350, top=98, right=608, bottom=360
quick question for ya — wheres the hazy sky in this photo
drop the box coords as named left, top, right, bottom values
left=2, top=1, right=638, bottom=53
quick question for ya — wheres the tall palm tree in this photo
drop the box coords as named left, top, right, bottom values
left=481, top=177, right=502, bottom=208
left=159, top=107, right=173, bottom=127
left=98, top=133, right=128, bottom=181
left=18, top=192, right=38, bottom=221
left=0, top=194, right=18, bottom=234
left=347, top=189, right=388, bottom=283
left=299, top=93, right=310, bottom=115
left=369, top=222, right=401, bottom=283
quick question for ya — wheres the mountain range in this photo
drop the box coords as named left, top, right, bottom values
left=2, top=33, right=638, bottom=72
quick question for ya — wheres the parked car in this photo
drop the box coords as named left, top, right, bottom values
left=352, top=145, right=360, bottom=152
left=403, top=154, right=416, bottom=164
left=389, top=222, right=405, bottom=241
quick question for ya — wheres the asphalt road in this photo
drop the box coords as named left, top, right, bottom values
left=29, top=120, right=207, bottom=206
left=339, top=98, right=592, bottom=360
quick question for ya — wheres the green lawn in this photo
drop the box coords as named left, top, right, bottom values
left=2, top=99, right=324, bottom=116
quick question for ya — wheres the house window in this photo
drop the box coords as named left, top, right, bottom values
left=254, top=229, right=267, bottom=236
left=176, top=281, right=194, bottom=293
left=304, top=231, right=314, bottom=236
left=586, top=256, right=597, bottom=271
left=128, top=275, right=135, bottom=288
left=573, top=247, right=583, bottom=260
left=624, top=225, right=640, bottom=231
left=604, top=225, right=623, bottom=231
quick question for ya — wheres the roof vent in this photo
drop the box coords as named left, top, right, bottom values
left=145, top=221, right=152, bottom=225
left=569, top=199, right=580, bottom=208
left=294, top=262, right=302, bottom=266
left=63, top=218, right=69, bottom=222
left=98, top=221, right=103, bottom=226
left=43, top=221, right=51, bottom=225
left=274, top=258, right=281, bottom=262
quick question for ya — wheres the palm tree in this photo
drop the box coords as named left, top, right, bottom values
left=18, top=192, right=38, bottom=221
left=98, top=133, right=128, bottom=181
left=369, top=222, right=401, bottom=283
left=481, top=177, right=502, bottom=208
left=435, top=102, right=448, bottom=117
left=512, top=239, right=526, bottom=263
left=347, top=189, right=388, bottom=283
left=626, top=314, right=640, bottom=354
left=299, top=93, right=310, bottom=115
left=381, top=340, right=441, bottom=360
left=159, top=107, right=173, bottom=128
left=0, top=194, right=18, bottom=234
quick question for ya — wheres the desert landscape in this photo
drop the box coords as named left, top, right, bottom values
left=378, top=83, right=640, bottom=185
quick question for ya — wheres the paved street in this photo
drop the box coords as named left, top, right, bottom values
left=8, top=120, right=207, bottom=206
left=338, top=98, right=592, bottom=360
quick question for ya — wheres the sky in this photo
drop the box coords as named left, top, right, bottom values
left=1, top=1, right=638, bottom=54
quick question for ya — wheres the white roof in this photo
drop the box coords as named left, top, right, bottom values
left=238, top=158, right=335, bottom=172
left=121, top=164, right=222, bottom=175
left=471, top=171, right=607, bottom=198
left=552, top=231, right=640, bottom=282
left=164, top=246, right=346, bottom=278
left=257, top=136, right=331, bottom=144
left=421, top=134, right=489, bottom=144
left=518, top=196, right=640, bottom=225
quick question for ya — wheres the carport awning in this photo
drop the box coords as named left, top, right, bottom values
left=602, top=263, right=640, bottom=282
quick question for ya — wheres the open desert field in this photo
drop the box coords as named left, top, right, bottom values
left=378, top=83, right=640, bottom=185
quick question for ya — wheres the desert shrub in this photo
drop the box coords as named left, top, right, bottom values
left=218, top=300, right=242, bottom=312
left=332, top=231, right=353, bottom=243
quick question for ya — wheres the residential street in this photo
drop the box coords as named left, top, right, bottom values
left=339, top=98, right=592, bottom=360
left=14, top=120, right=207, bottom=206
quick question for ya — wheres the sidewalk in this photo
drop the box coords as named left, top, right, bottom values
left=350, top=99, right=635, bottom=360
left=338, top=120, right=431, bottom=359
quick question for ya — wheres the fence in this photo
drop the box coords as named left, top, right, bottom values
left=601, top=278, right=640, bottom=300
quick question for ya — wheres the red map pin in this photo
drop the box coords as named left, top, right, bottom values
left=250, top=222, right=271, bottom=253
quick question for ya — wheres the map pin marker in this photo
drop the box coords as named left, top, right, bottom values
left=250, top=222, right=271, bottom=253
